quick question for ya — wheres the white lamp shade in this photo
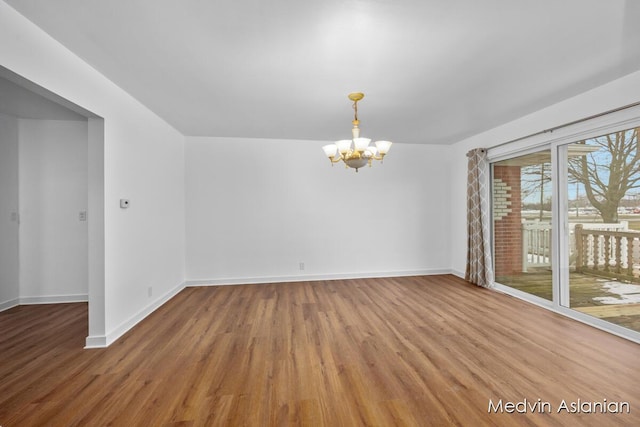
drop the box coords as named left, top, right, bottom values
left=336, top=139, right=352, bottom=154
left=322, top=144, right=338, bottom=158
left=345, top=156, right=368, bottom=170
left=374, top=140, right=392, bottom=154
left=353, top=138, right=371, bottom=152
left=365, top=145, right=378, bottom=156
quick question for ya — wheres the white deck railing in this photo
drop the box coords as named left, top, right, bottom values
left=574, top=224, right=640, bottom=281
left=522, top=221, right=630, bottom=272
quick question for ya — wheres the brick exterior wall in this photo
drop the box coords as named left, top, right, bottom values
left=493, top=165, right=522, bottom=277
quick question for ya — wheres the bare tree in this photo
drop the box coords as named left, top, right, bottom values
left=568, top=128, right=640, bottom=223
left=521, top=162, right=551, bottom=220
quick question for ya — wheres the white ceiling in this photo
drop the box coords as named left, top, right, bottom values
left=6, top=0, right=640, bottom=144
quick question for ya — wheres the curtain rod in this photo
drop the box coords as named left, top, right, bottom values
left=490, top=100, right=640, bottom=150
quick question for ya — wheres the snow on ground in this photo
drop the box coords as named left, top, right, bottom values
left=593, top=282, right=640, bottom=304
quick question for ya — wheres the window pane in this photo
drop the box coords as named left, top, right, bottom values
left=567, top=127, right=640, bottom=333
left=492, top=151, right=552, bottom=301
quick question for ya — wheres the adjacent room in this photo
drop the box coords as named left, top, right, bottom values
left=1, top=1, right=640, bottom=425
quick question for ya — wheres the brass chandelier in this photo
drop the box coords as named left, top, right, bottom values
left=322, top=93, right=392, bottom=172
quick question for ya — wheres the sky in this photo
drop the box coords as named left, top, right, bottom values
left=519, top=128, right=639, bottom=205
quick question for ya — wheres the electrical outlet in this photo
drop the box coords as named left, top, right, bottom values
left=10, top=211, right=18, bottom=222
left=148, top=286, right=153, bottom=297
left=79, top=211, right=87, bottom=221
left=299, top=262, right=305, bottom=271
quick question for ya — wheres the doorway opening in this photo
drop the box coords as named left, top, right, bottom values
left=0, top=65, right=104, bottom=347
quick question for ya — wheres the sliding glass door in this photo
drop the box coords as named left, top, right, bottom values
left=564, top=128, right=640, bottom=334
left=492, top=150, right=553, bottom=302
left=491, top=124, right=640, bottom=340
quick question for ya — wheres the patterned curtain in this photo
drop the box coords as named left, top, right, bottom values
left=466, top=148, right=494, bottom=287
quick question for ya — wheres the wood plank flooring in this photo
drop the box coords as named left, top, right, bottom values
left=1, top=275, right=640, bottom=426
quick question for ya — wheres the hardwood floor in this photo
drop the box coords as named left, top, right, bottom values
left=1, top=275, right=639, bottom=426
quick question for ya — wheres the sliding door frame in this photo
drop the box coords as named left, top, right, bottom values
left=489, top=104, right=640, bottom=344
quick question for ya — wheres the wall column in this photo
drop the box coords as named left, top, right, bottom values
left=493, top=165, right=523, bottom=277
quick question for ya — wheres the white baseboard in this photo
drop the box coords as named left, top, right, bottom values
left=0, top=297, right=19, bottom=312
left=85, top=281, right=186, bottom=349
left=186, top=268, right=452, bottom=287
left=84, top=335, right=107, bottom=348
left=451, top=269, right=465, bottom=279
left=19, top=294, right=88, bottom=305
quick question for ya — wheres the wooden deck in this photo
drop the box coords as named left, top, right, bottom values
left=578, top=303, right=640, bottom=318
left=496, top=271, right=640, bottom=332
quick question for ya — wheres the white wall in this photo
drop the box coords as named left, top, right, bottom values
left=186, top=137, right=451, bottom=284
left=18, top=119, right=88, bottom=302
left=0, top=1, right=186, bottom=346
left=449, top=69, right=640, bottom=277
left=0, top=113, right=19, bottom=310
